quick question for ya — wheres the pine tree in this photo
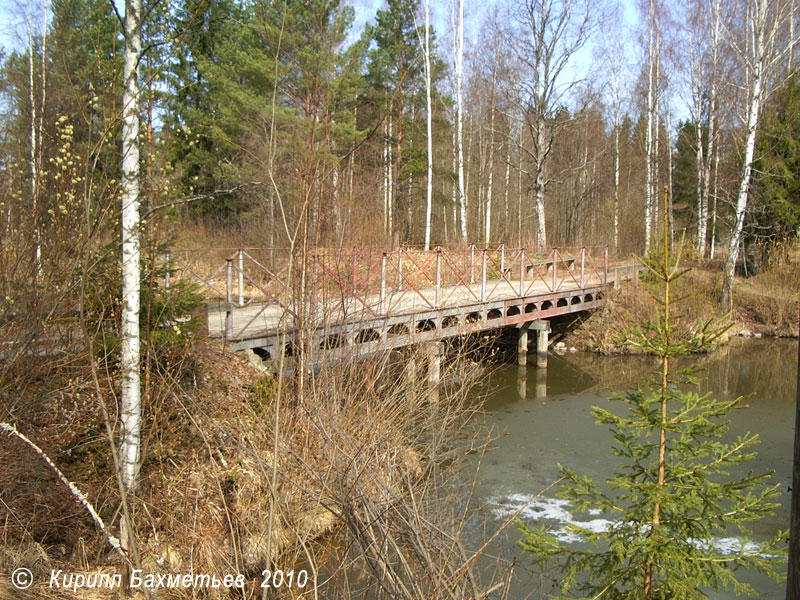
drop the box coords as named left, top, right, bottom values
left=519, top=188, right=786, bottom=599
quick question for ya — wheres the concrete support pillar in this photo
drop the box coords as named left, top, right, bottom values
left=517, top=366, right=527, bottom=399
left=536, top=326, right=549, bottom=369
left=518, top=323, right=530, bottom=366
left=427, top=342, right=441, bottom=403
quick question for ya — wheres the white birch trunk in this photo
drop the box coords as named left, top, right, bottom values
left=451, top=125, right=457, bottom=237
left=723, top=0, right=768, bottom=309
left=484, top=54, right=498, bottom=246
left=503, top=138, right=511, bottom=237
left=454, top=0, right=467, bottom=241
left=27, top=17, right=40, bottom=269
left=667, top=111, right=674, bottom=246
left=613, top=112, right=620, bottom=252
left=790, top=0, right=795, bottom=72
left=120, top=0, right=142, bottom=494
left=388, top=112, right=394, bottom=239
left=653, top=41, right=661, bottom=230
left=644, top=0, right=655, bottom=252
left=534, top=123, right=547, bottom=247
left=383, top=119, right=390, bottom=234
left=517, top=127, right=523, bottom=246
left=708, top=0, right=721, bottom=258
left=710, top=144, right=719, bottom=258
left=689, top=23, right=707, bottom=255
left=423, top=0, right=433, bottom=250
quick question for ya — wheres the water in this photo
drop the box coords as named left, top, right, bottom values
left=466, top=338, right=798, bottom=599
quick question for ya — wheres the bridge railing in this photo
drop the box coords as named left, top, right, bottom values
left=164, top=244, right=608, bottom=337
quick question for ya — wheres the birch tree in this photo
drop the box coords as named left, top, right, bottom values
left=644, top=0, right=656, bottom=252
left=484, top=49, right=499, bottom=246
left=722, top=0, right=790, bottom=309
left=26, top=0, right=47, bottom=272
left=600, top=1, right=629, bottom=253
left=452, top=0, right=467, bottom=241
left=420, top=0, right=433, bottom=249
left=120, top=0, right=143, bottom=505
left=505, top=0, right=593, bottom=248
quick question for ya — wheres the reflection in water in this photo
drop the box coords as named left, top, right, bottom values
left=468, top=338, right=798, bottom=600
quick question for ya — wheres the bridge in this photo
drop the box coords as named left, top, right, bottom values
left=167, top=244, right=637, bottom=380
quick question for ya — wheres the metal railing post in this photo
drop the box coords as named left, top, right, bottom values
left=164, top=250, right=171, bottom=292
left=552, top=248, right=558, bottom=291
left=237, top=249, right=244, bottom=307
left=470, top=244, right=476, bottom=284
left=380, top=253, right=387, bottom=313
left=519, top=248, right=526, bottom=296
left=435, top=247, right=442, bottom=308
left=481, top=248, right=487, bottom=302
left=225, top=258, right=234, bottom=340
left=604, top=246, right=609, bottom=284
left=580, top=246, right=586, bottom=287
left=397, top=246, right=404, bottom=291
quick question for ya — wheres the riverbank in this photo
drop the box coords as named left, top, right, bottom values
left=563, top=260, right=799, bottom=354
left=0, top=337, right=502, bottom=600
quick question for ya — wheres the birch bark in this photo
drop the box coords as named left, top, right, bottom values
left=423, top=0, right=433, bottom=250
left=645, top=0, right=655, bottom=252
left=453, top=0, right=467, bottom=241
left=120, top=0, right=143, bottom=495
left=722, top=0, right=768, bottom=309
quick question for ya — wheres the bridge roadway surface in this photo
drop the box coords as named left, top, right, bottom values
left=204, top=269, right=610, bottom=368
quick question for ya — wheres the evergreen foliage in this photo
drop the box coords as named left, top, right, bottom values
left=752, top=74, right=800, bottom=242
left=519, top=189, right=786, bottom=599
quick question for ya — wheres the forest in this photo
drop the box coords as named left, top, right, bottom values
left=0, top=0, right=799, bottom=598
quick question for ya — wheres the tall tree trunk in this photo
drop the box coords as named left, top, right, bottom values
left=451, top=125, right=458, bottom=239
left=503, top=137, right=511, bottom=239
left=723, top=0, right=768, bottom=309
left=534, top=122, right=547, bottom=247
left=27, top=14, right=40, bottom=269
left=388, top=111, right=394, bottom=240
left=517, top=126, right=523, bottom=246
left=645, top=0, right=656, bottom=252
left=653, top=43, right=661, bottom=230
left=701, top=0, right=721, bottom=257
left=454, top=0, right=467, bottom=241
left=120, top=0, right=142, bottom=509
left=383, top=119, right=389, bottom=233
left=613, top=112, right=620, bottom=252
left=423, top=0, right=433, bottom=250
left=710, top=146, right=719, bottom=258
left=484, top=54, right=498, bottom=246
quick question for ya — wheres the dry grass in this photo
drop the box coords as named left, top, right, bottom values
left=735, top=260, right=800, bottom=336
left=565, top=249, right=799, bottom=353
left=1, top=330, right=504, bottom=599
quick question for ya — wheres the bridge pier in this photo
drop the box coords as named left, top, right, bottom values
left=426, top=342, right=441, bottom=403
left=517, top=323, right=530, bottom=366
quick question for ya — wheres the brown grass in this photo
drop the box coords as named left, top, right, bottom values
left=1, top=330, right=504, bottom=599
left=565, top=254, right=799, bottom=353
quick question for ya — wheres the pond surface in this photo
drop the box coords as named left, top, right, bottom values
left=466, top=337, right=798, bottom=599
